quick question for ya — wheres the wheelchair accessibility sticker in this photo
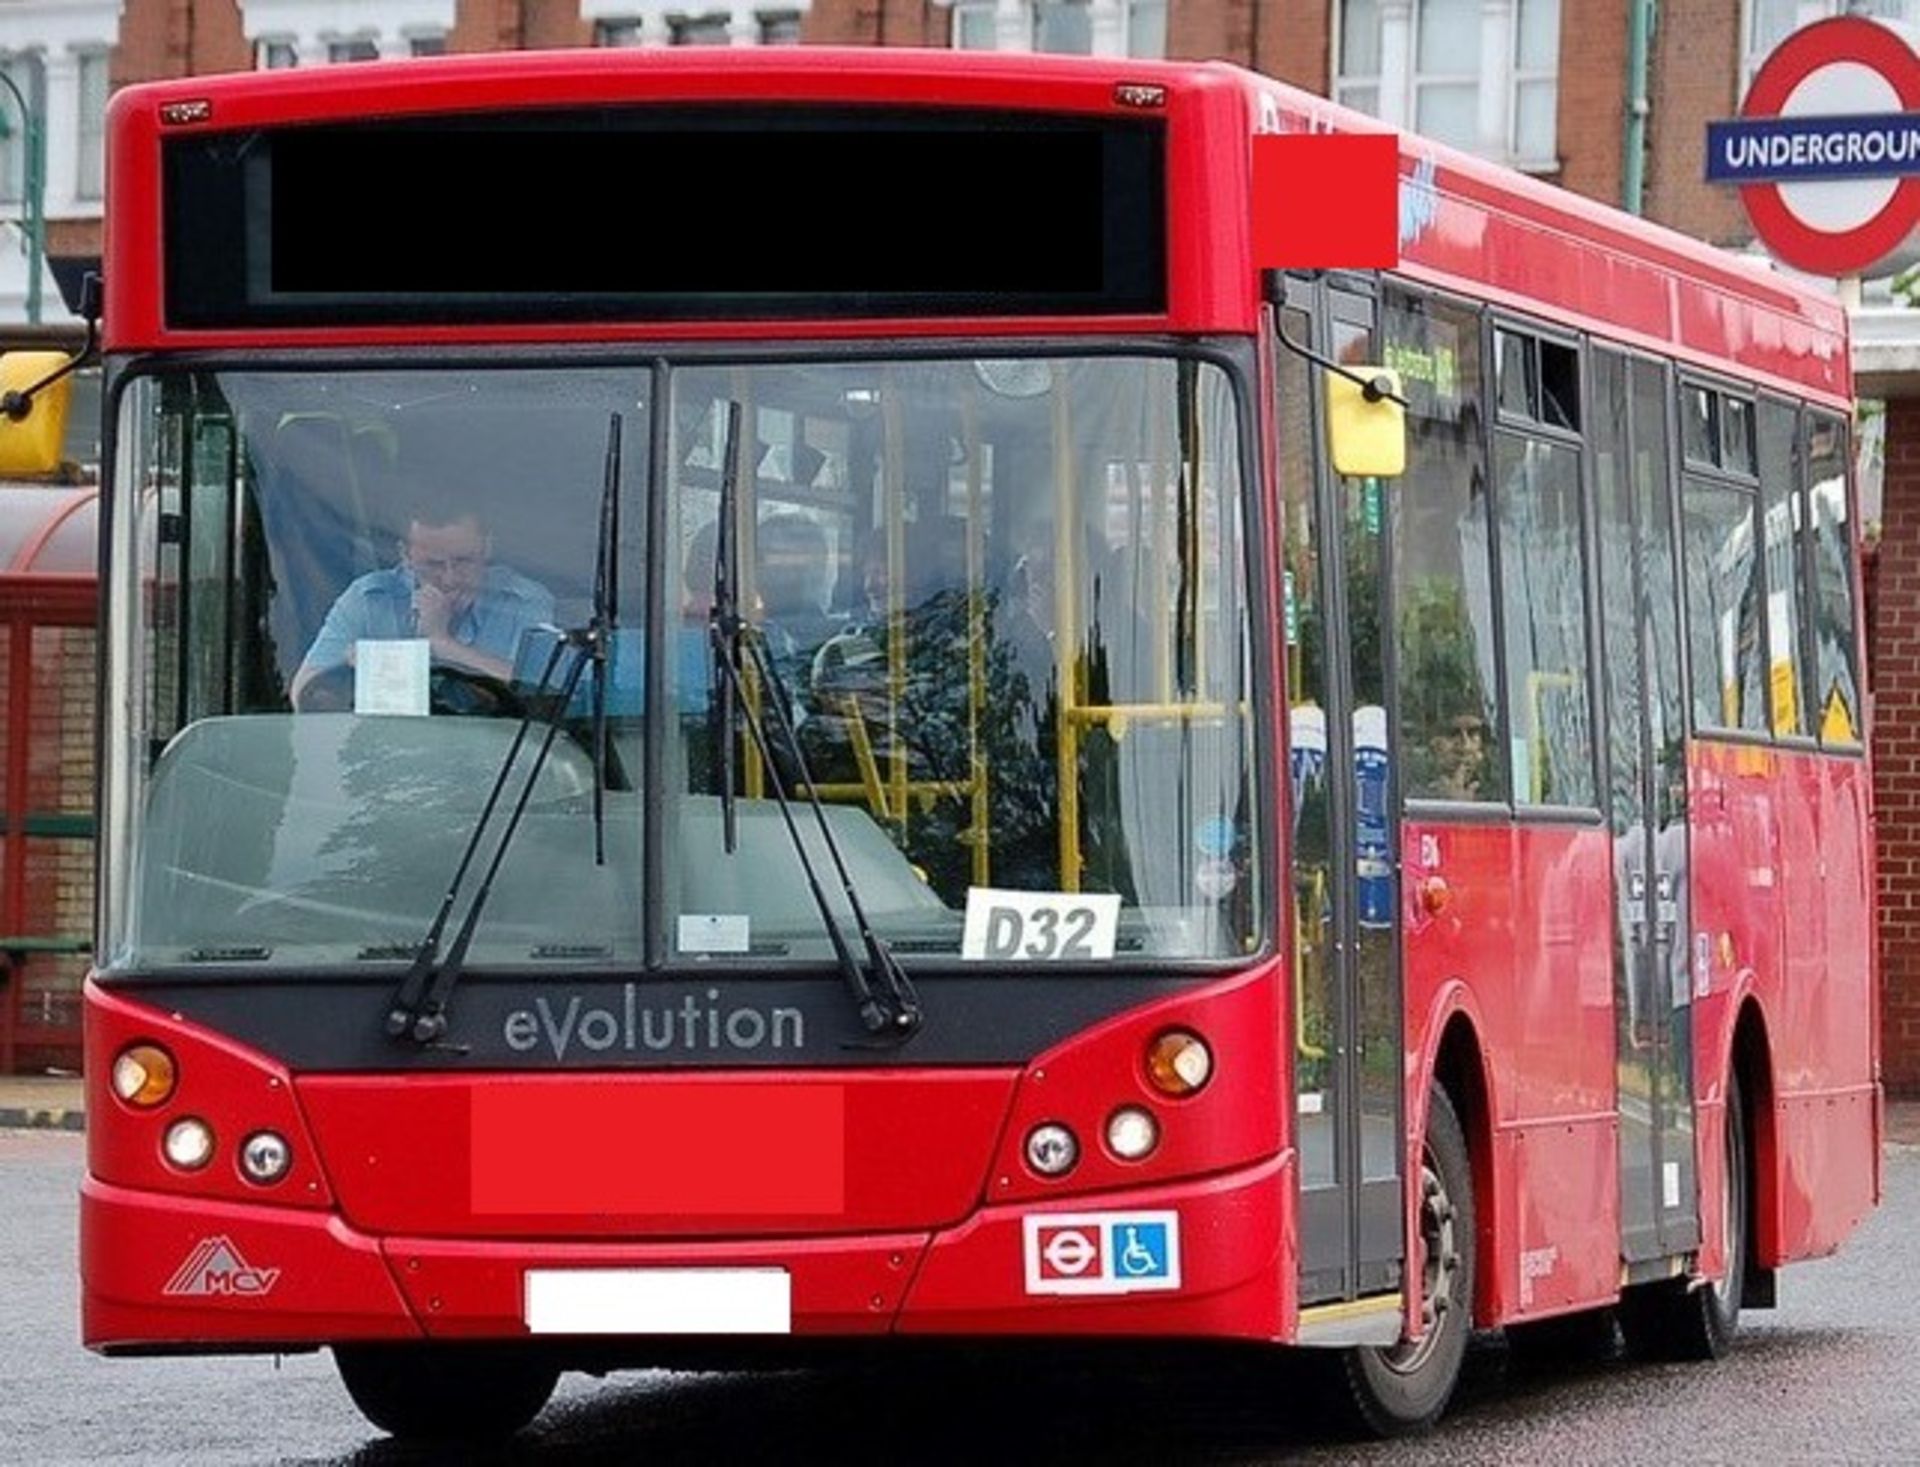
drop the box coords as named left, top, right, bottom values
left=1023, top=1211, right=1182, bottom=1295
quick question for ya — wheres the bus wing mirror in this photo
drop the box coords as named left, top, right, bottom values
left=1326, top=367, right=1405, bottom=479
left=0, top=351, right=75, bottom=477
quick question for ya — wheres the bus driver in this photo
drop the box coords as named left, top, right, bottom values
left=290, top=490, right=556, bottom=707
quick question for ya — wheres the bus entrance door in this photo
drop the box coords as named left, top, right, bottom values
left=1594, top=349, right=1701, bottom=1265
left=1276, top=276, right=1406, bottom=1318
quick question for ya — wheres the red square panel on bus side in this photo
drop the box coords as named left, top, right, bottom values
left=470, top=1082, right=845, bottom=1215
left=1253, top=134, right=1399, bottom=270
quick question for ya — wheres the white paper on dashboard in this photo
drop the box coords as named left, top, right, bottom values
left=354, top=638, right=431, bottom=716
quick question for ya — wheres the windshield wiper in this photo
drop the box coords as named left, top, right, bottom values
left=386, top=416, right=624, bottom=1047
left=591, top=412, right=621, bottom=866
left=385, top=632, right=594, bottom=1046
left=707, top=400, right=921, bottom=1045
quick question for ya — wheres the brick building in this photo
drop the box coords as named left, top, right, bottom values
left=0, top=0, right=1914, bottom=1077
left=0, top=0, right=1870, bottom=294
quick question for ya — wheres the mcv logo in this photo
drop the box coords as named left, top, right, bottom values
left=162, top=1236, right=281, bottom=1297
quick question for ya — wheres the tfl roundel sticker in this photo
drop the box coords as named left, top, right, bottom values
left=1022, top=1211, right=1182, bottom=1296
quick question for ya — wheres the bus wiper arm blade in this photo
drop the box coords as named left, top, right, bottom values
left=709, top=401, right=744, bottom=855
left=701, top=397, right=915, bottom=1041
left=739, top=632, right=920, bottom=1038
left=590, top=412, right=621, bottom=868
left=385, top=633, right=567, bottom=1043
left=709, top=630, right=920, bottom=1043
left=406, top=637, right=594, bottom=1044
left=386, top=627, right=595, bottom=1047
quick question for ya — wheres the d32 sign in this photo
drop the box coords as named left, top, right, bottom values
left=960, top=888, right=1121, bottom=961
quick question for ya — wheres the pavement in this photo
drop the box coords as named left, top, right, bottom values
left=6, top=1071, right=1920, bottom=1143
left=0, top=1074, right=85, bottom=1132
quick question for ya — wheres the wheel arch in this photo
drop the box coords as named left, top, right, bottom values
left=1727, top=995, right=1780, bottom=1275
left=1414, top=989, right=1498, bottom=1327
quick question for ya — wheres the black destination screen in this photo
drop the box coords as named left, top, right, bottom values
left=163, top=107, right=1166, bottom=327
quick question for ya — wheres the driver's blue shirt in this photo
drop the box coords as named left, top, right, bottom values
left=299, top=564, right=556, bottom=679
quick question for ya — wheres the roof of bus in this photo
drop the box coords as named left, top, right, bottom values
left=106, top=47, right=1849, bottom=400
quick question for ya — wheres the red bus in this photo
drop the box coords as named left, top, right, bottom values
left=72, top=48, right=1877, bottom=1442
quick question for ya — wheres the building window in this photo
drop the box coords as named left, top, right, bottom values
left=668, top=11, right=733, bottom=44
left=408, top=34, right=447, bottom=57
left=595, top=17, right=647, bottom=45
left=1336, top=0, right=1559, bottom=168
left=1127, top=0, right=1165, bottom=57
left=1743, top=1, right=1919, bottom=93
left=1509, top=0, right=1558, bottom=164
left=328, top=37, right=380, bottom=64
left=951, top=2, right=996, bottom=48
left=947, top=0, right=1165, bottom=57
left=1336, top=0, right=1382, bottom=115
left=76, top=50, right=107, bottom=202
left=1034, top=0, right=1092, bottom=53
left=1413, top=0, right=1479, bottom=149
left=759, top=10, right=802, bottom=42
left=255, top=39, right=298, bottom=69
left=0, top=52, right=43, bottom=207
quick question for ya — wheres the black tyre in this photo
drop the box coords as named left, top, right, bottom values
left=1338, top=1085, right=1476, bottom=1436
left=1618, top=1073, right=1747, bottom=1362
left=1505, top=1306, right=1619, bottom=1368
left=333, top=1343, right=559, bottom=1443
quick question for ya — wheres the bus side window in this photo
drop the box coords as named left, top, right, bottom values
left=1383, top=288, right=1504, bottom=805
left=1678, top=381, right=1769, bottom=739
left=1681, top=474, right=1767, bottom=736
left=1493, top=432, right=1594, bottom=807
left=1757, top=398, right=1806, bottom=738
left=1805, top=410, right=1861, bottom=746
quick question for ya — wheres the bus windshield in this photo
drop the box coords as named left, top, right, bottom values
left=102, top=353, right=1257, bottom=971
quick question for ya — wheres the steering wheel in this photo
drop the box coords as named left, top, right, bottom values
left=427, top=665, right=526, bottom=719
left=291, top=661, right=525, bottom=719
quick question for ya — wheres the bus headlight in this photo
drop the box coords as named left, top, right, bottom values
left=240, top=1131, right=292, bottom=1185
left=1106, top=1106, right=1160, bottom=1161
left=111, top=1044, right=177, bottom=1108
left=1146, top=1030, right=1213, bottom=1096
left=162, top=1118, right=215, bottom=1171
left=1025, top=1123, right=1079, bottom=1177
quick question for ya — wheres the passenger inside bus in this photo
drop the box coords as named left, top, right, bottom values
left=753, top=511, right=838, bottom=705
left=290, top=488, right=556, bottom=708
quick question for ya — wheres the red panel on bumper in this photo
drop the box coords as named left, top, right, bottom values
left=472, top=1083, right=844, bottom=1215
left=81, top=1177, right=419, bottom=1349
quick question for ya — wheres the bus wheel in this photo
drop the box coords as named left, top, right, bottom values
left=1619, top=1074, right=1747, bottom=1362
left=333, top=1343, right=559, bottom=1442
left=1339, top=1084, right=1475, bottom=1436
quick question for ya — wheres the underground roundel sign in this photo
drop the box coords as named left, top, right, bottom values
left=1707, top=16, right=1920, bottom=276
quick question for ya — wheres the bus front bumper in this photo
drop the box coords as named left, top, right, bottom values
left=83, top=1152, right=1291, bottom=1352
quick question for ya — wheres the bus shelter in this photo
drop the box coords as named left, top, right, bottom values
left=0, top=485, right=96, bottom=1073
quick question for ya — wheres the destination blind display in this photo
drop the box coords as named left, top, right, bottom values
left=163, top=108, right=1167, bottom=327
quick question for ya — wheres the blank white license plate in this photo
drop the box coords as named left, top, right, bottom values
left=524, top=1269, right=792, bottom=1336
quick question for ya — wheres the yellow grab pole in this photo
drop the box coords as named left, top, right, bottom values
left=963, top=383, right=990, bottom=886
left=1053, top=381, right=1081, bottom=892
left=882, top=376, right=909, bottom=838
